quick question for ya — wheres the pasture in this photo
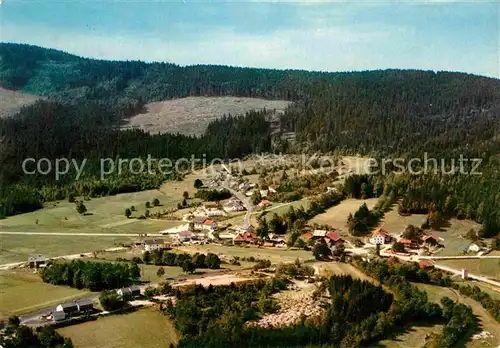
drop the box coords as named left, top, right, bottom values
left=0, top=234, right=135, bottom=264
left=57, top=307, right=179, bottom=348
left=0, top=269, right=90, bottom=320
left=437, top=256, right=500, bottom=280
left=309, top=198, right=378, bottom=232
left=177, top=244, right=314, bottom=263
left=415, top=283, right=500, bottom=348
left=378, top=208, right=427, bottom=236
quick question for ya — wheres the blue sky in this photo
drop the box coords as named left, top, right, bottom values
left=1, top=1, right=498, bottom=78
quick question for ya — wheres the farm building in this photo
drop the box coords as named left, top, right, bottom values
left=28, top=255, right=46, bottom=268
left=53, top=299, right=94, bottom=321
left=300, top=232, right=313, bottom=243
left=397, top=238, right=419, bottom=249
left=418, top=260, right=434, bottom=269
left=192, top=216, right=207, bottom=230
left=369, top=228, right=392, bottom=245
left=144, top=239, right=165, bottom=251
left=233, top=231, right=260, bottom=245
left=258, top=199, right=271, bottom=207
left=325, top=232, right=343, bottom=245
left=117, top=286, right=141, bottom=299
left=177, top=230, right=194, bottom=242
left=312, top=230, right=327, bottom=239
left=422, top=234, right=441, bottom=246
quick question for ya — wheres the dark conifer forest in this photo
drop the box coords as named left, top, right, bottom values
left=1, top=42, right=500, bottom=229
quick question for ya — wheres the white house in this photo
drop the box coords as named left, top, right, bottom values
left=467, top=243, right=483, bottom=253
left=144, top=239, right=165, bottom=251
left=28, top=255, right=46, bottom=268
left=312, top=230, right=327, bottom=238
left=206, top=209, right=226, bottom=217
left=192, top=216, right=207, bottom=230
left=369, top=228, right=392, bottom=245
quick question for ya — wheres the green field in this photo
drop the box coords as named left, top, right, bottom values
left=0, top=234, right=136, bottom=264
left=0, top=188, right=188, bottom=234
left=0, top=270, right=91, bottom=319
left=437, top=256, right=500, bottom=280
left=177, top=244, right=314, bottom=263
left=0, top=175, right=207, bottom=264
left=310, top=198, right=378, bottom=234
left=414, top=283, right=500, bottom=348
left=57, top=307, right=179, bottom=348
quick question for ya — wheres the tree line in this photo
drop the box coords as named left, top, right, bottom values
left=0, top=317, right=73, bottom=348
left=40, top=260, right=141, bottom=291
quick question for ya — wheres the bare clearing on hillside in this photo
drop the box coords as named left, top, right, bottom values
left=122, top=96, right=292, bottom=136
left=0, top=87, right=40, bottom=118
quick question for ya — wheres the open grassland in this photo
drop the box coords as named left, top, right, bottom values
left=57, top=307, right=179, bottom=348
left=0, top=176, right=205, bottom=263
left=0, top=235, right=135, bottom=264
left=177, top=244, right=314, bottom=263
left=309, top=198, right=378, bottom=232
left=378, top=208, right=427, bottom=236
left=437, top=255, right=500, bottom=280
left=0, top=270, right=91, bottom=320
left=415, top=283, right=500, bottom=348
left=376, top=324, right=444, bottom=348
left=0, top=188, right=188, bottom=234
left=122, top=96, right=291, bottom=136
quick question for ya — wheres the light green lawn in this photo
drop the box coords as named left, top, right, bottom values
left=57, top=307, right=179, bottom=348
left=177, top=244, right=314, bottom=263
left=0, top=235, right=136, bottom=264
left=0, top=270, right=91, bottom=320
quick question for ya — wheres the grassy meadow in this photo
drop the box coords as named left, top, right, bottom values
left=0, top=269, right=91, bottom=320
left=57, top=307, right=179, bottom=348
left=309, top=198, right=378, bottom=233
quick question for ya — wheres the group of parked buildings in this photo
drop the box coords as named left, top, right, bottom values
left=50, top=286, right=142, bottom=322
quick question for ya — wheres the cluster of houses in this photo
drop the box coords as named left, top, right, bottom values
left=298, top=229, right=345, bottom=251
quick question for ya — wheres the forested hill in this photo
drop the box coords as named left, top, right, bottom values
left=1, top=43, right=500, bottom=226
left=2, top=43, right=500, bottom=156
left=0, top=42, right=316, bottom=104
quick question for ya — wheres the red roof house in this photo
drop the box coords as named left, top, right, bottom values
left=233, top=234, right=245, bottom=244
left=300, top=232, right=313, bottom=242
left=419, top=260, right=434, bottom=269
left=325, top=231, right=343, bottom=244
left=422, top=234, right=440, bottom=245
